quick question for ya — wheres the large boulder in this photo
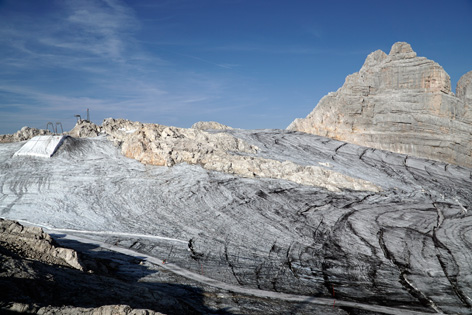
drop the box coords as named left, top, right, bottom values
left=288, top=42, right=472, bottom=168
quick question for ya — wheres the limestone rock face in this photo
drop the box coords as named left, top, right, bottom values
left=101, top=118, right=257, bottom=167
left=191, top=120, right=233, bottom=130
left=102, top=118, right=380, bottom=192
left=288, top=42, right=472, bottom=168
left=0, top=126, right=50, bottom=143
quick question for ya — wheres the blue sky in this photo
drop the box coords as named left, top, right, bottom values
left=1, top=0, right=471, bottom=134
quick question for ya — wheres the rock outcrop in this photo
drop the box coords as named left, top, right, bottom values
left=68, top=120, right=103, bottom=138
left=191, top=120, right=233, bottom=130
left=0, top=219, right=181, bottom=314
left=288, top=42, right=472, bottom=168
left=102, top=118, right=380, bottom=192
left=3, top=302, right=164, bottom=315
left=0, top=126, right=50, bottom=143
left=0, top=219, right=84, bottom=270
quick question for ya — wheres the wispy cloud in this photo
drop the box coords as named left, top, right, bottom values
left=0, top=0, right=256, bottom=133
left=59, top=0, right=139, bottom=61
left=173, top=52, right=239, bottom=69
left=0, top=63, right=237, bottom=131
left=0, top=0, right=146, bottom=70
left=0, top=1, right=170, bottom=131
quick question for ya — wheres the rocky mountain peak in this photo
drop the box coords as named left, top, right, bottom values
left=457, top=70, right=472, bottom=102
left=388, top=41, right=417, bottom=59
left=362, top=49, right=388, bottom=67
left=288, top=42, right=472, bottom=168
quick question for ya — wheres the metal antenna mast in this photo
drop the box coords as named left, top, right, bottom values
left=46, top=122, right=54, bottom=133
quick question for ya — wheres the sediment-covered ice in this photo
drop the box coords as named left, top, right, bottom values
left=1, top=129, right=471, bottom=314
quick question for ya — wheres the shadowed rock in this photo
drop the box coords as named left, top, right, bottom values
left=0, top=218, right=84, bottom=270
left=457, top=70, right=472, bottom=106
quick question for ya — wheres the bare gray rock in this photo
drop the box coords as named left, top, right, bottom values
left=288, top=42, right=472, bottom=168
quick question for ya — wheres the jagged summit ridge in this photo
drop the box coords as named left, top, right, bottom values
left=288, top=42, right=472, bottom=168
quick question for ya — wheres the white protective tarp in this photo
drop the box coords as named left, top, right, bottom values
left=14, top=135, right=67, bottom=158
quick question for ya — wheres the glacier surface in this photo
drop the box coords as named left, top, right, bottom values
left=1, top=130, right=472, bottom=314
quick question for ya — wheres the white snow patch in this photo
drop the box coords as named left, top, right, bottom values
left=14, top=135, right=67, bottom=158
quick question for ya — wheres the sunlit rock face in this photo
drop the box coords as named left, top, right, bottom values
left=191, top=120, right=233, bottom=130
left=68, top=120, right=102, bottom=138
left=288, top=42, right=472, bottom=168
left=457, top=70, right=472, bottom=106
left=101, top=118, right=380, bottom=192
